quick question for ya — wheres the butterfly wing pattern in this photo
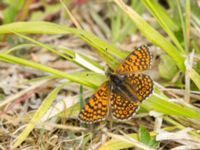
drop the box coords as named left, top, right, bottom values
left=116, top=45, right=151, bottom=73
left=122, top=73, right=154, bottom=101
left=110, top=88, right=139, bottom=120
left=110, top=73, right=153, bottom=120
left=78, top=45, right=154, bottom=123
left=78, top=82, right=110, bottom=123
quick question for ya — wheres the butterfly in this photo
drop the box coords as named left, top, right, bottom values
left=78, top=45, right=154, bottom=123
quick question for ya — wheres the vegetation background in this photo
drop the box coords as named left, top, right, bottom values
left=0, top=0, right=200, bottom=149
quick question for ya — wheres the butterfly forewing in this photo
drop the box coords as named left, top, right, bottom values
left=78, top=81, right=110, bottom=123
left=110, top=88, right=139, bottom=120
left=116, top=45, right=151, bottom=73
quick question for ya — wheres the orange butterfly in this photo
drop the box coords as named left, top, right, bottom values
left=78, top=45, right=154, bottom=123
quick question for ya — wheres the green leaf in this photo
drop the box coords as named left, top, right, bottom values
left=138, top=125, right=151, bottom=145
left=138, top=125, right=159, bottom=149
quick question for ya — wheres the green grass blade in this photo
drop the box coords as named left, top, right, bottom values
left=0, top=53, right=99, bottom=88
left=0, top=21, right=126, bottom=68
left=99, top=134, right=134, bottom=150
left=114, top=0, right=185, bottom=71
left=13, top=32, right=74, bottom=60
left=3, top=0, right=24, bottom=24
left=76, top=30, right=126, bottom=68
left=142, top=0, right=184, bottom=53
left=190, top=68, right=200, bottom=90
left=12, top=83, right=64, bottom=148
left=185, top=0, right=191, bottom=52
left=89, top=5, right=111, bottom=39
left=99, top=132, right=156, bottom=150
left=111, top=8, right=121, bottom=42
left=21, top=76, right=57, bottom=85
left=13, top=32, right=104, bottom=74
left=2, top=43, right=35, bottom=54
left=176, top=0, right=187, bottom=51
left=142, top=93, right=200, bottom=121
left=145, top=1, right=179, bottom=31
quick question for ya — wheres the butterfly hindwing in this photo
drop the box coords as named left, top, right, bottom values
left=110, top=87, right=139, bottom=120
left=78, top=81, right=110, bottom=123
left=116, top=45, right=151, bottom=73
left=122, top=73, right=154, bottom=101
left=110, top=73, right=153, bottom=120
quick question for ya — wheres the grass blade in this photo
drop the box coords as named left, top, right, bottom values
left=142, top=93, right=200, bottom=121
left=12, top=83, right=64, bottom=148
left=190, top=68, right=200, bottom=90
left=142, top=0, right=184, bottom=53
left=0, top=53, right=100, bottom=88
left=13, top=32, right=104, bottom=74
left=0, top=21, right=125, bottom=68
left=114, top=0, right=185, bottom=71
left=185, top=0, right=191, bottom=52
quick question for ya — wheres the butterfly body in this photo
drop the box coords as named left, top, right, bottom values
left=108, top=72, right=138, bottom=102
left=79, top=45, right=154, bottom=123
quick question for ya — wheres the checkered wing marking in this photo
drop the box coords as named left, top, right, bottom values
left=124, top=73, right=154, bottom=101
left=78, top=81, right=109, bottom=123
left=110, top=88, right=139, bottom=120
left=116, top=45, right=151, bottom=73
